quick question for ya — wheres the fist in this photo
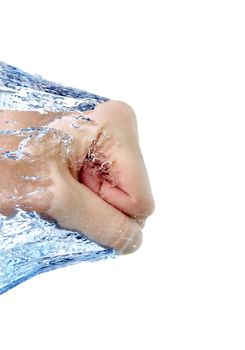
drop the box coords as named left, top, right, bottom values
left=0, top=101, right=155, bottom=254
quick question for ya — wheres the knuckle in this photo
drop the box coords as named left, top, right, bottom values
left=111, top=100, right=137, bottom=121
left=115, top=100, right=134, bottom=113
left=142, top=197, right=155, bottom=217
left=108, top=212, right=142, bottom=254
left=132, top=194, right=155, bottom=219
left=121, top=231, right=143, bottom=255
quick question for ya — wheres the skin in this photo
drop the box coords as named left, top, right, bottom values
left=0, top=100, right=155, bottom=254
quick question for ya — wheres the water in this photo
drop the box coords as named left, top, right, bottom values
left=0, top=61, right=108, bottom=113
left=0, top=62, right=115, bottom=295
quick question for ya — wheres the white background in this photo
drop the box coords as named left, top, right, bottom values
left=0, top=1, right=245, bottom=349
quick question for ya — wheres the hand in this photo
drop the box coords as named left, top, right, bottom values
left=0, top=101, right=155, bottom=254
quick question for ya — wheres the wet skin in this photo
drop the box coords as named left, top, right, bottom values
left=0, top=100, right=155, bottom=253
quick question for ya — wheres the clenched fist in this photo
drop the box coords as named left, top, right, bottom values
left=0, top=100, right=154, bottom=254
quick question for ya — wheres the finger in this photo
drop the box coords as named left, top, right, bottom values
left=79, top=100, right=155, bottom=219
left=47, top=160, right=143, bottom=254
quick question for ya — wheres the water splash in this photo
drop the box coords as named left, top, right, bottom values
left=0, top=61, right=109, bottom=112
left=0, top=209, right=114, bottom=295
left=0, top=62, right=114, bottom=295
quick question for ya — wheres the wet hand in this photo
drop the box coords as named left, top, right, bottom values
left=0, top=101, right=155, bottom=254
left=46, top=100, right=155, bottom=253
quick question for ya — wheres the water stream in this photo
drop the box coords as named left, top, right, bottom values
left=0, top=62, right=115, bottom=295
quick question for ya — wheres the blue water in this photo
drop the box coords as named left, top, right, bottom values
left=0, top=62, right=115, bottom=295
